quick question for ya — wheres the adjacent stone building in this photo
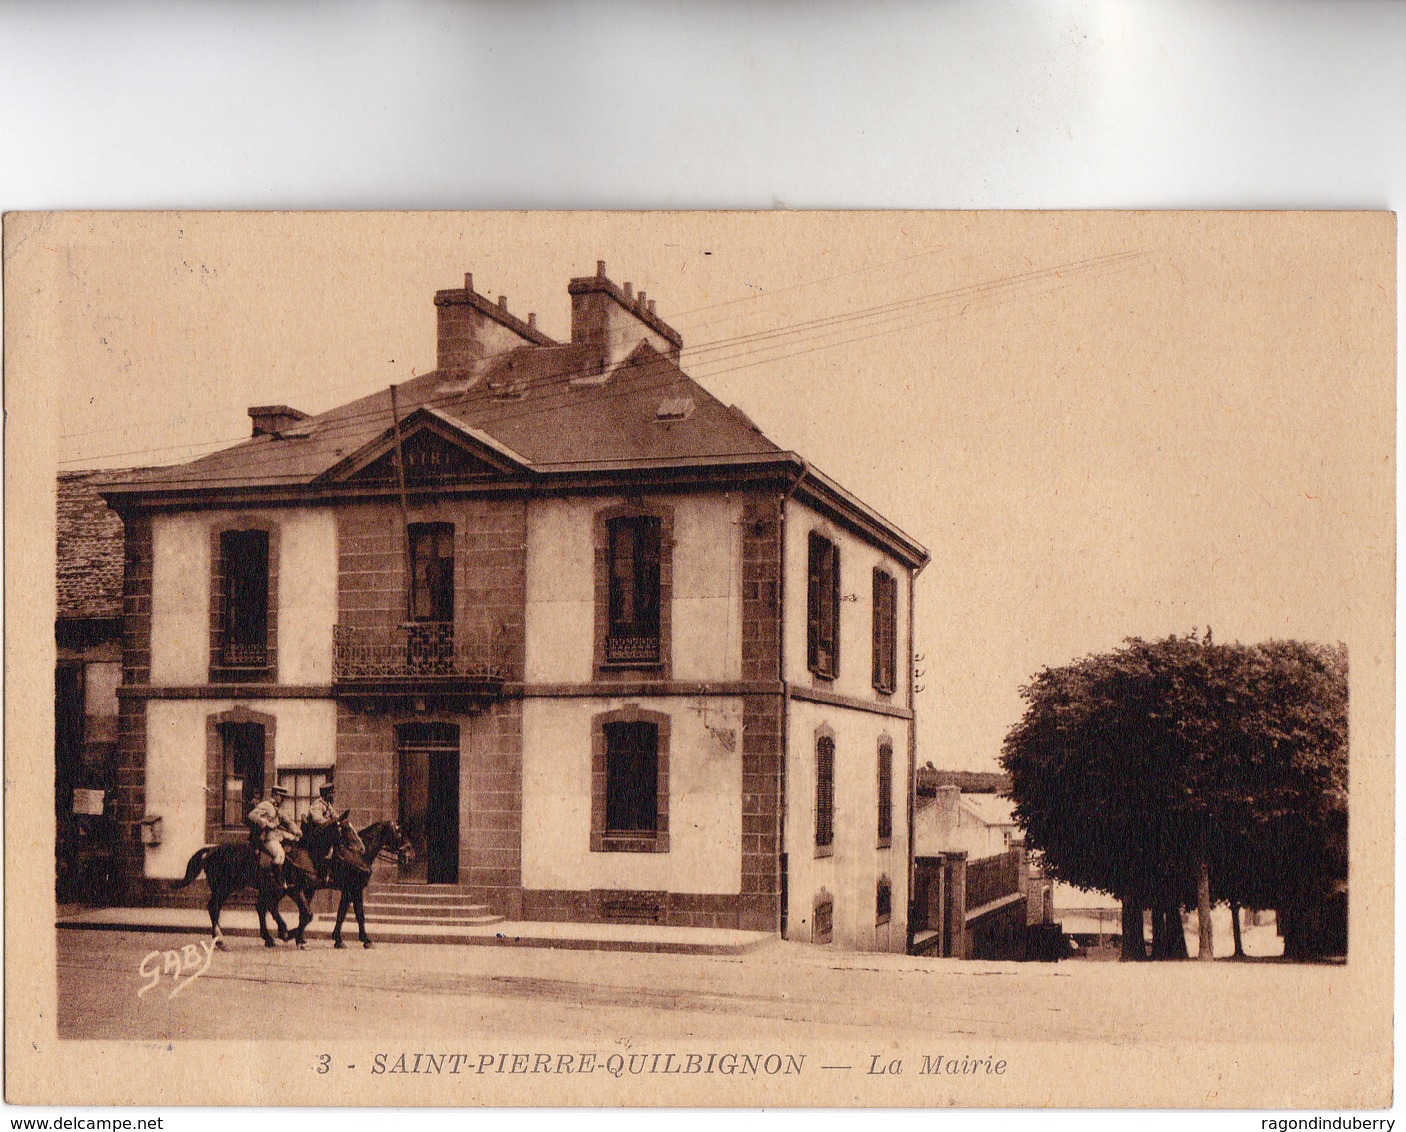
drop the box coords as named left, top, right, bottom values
left=56, top=471, right=128, bottom=900
left=99, top=264, right=928, bottom=950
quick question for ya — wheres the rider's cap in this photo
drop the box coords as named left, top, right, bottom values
left=270, top=784, right=291, bottom=797
left=318, top=782, right=335, bottom=796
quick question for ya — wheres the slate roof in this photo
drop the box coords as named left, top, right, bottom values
left=961, top=794, right=1018, bottom=829
left=106, top=341, right=783, bottom=493
left=97, top=277, right=928, bottom=568
left=57, top=471, right=128, bottom=620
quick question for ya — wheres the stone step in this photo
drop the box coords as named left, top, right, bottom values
left=369, top=913, right=504, bottom=927
left=364, top=894, right=488, bottom=907
left=363, top=898, right=495, bottom=914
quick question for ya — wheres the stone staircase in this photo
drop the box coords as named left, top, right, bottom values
left=359, top=884, right=504, bottom=928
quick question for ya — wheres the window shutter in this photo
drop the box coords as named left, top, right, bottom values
left=829, top=541, right=840, bottom=674
left=878, top=742, right=893, bottom=842
left=816, top=735, right=835, bottom=849
left=807, top=534, right=823, bottom=672
left=872, top=568, right=883, bottom=689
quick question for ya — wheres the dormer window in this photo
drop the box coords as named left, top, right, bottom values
left=655, top=397, right=694, bottom=422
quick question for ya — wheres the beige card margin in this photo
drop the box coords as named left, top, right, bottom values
left=3, top=210, right=1395, bottom=1108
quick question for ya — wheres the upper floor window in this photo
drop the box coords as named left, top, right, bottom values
left=408, top=522, right=455, bottom=623
left=877, top=740, right=894, bottom=846
left=807, top=532, right=840, bottom=679
left=606, top=515, right=662, bottom=664
left=815, top=733, right=835, bottom=854
left=872, top=568, right=898, bottom=694
left=216, top=529, right=270, bottom=672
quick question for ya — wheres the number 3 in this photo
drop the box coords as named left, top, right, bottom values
left=317, top=1054, right=330, bottom=1074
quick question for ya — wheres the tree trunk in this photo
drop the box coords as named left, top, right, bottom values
left=1156, top=906, right=1190, bottom=959
left=1197, top=858, right=1214, bottom=960
left=1120, top=902, right=1146, bottom=961
left=1151, top=905, right=1186, bottom=959
left=1230, top=901, right=1245, bottom=958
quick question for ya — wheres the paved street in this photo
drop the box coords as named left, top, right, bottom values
left=59, top=926, right=1346, bottom=1046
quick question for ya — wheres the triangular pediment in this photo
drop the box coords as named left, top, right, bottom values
left=320, top=408, right=532, bottom=485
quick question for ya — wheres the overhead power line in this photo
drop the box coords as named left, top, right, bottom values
left=58, top=249, right=1149, bottom=473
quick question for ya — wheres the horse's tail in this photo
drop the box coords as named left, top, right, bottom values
left=173, top=846, right=216, bottom=889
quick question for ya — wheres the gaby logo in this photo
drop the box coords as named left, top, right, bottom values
left=137, top=940, right=216, bottom=998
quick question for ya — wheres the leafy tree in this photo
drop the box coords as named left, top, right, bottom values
left=1001, top=634, right=1347, bottom=960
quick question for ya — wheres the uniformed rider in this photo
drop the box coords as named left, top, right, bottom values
left=305, top=780, right=371, bottom=880
left=247, top=784, right=298, bottom=872
left=306, top=781, right=337, bottom=828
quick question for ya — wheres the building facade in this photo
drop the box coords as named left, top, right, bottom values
left=56, top=472, right=128, bottom=901
left=100, top=264, right=928, bottom=950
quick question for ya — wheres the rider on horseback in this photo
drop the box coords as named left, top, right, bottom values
left=304, top=780, right=370, bottom=882
left=247, top=785, right=299, bottom=880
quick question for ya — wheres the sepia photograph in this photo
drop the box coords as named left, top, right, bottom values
left=5, top=210, right=1393, bottom=1109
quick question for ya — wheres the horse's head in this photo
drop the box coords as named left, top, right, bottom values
left=387, top=820, right=415, bottom=862
left=335, top=812, right=366, bottom=857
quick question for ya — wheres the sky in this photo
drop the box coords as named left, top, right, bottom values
left=18, top=209, right=1393, bottom=773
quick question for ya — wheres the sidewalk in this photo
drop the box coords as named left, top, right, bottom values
left=56, top=904, right=775, bottom=955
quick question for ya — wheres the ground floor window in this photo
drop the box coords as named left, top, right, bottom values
left=815, top=733, right=835, bottom=855
left=876, top=876, right=893, bottom=925
left=605, top=720, right=659, bottom=833
left=221, top=722, right=266, bottom=827
left=592, top=707, right=670, bottom=853
left=277, top=767, right=331, bottom=821
left=813, top=889, right=834, bottom=944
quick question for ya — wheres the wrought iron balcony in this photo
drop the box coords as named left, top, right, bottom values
left=221, top=642, right=268, bottom=668
left=604, top=634, right=661, bottom=664
left=332, top=621, right=507, bottom=705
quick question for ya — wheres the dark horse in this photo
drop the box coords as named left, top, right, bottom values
left=279, top=817, right=413, bottom=949
left=173, top=826, right=327, bottom=950
left=175, top=816, right=411, bottom=950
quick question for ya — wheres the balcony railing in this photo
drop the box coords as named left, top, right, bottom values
left=221, top=642, right=268, bottom=668
left=605, top=634, right=661, bottom=664
left=332, top=621, right=507, bottom=691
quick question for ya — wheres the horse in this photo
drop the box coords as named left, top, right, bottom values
left=174, top=828, right=327, bottom=950
left=273, top=817, right=413, bottom=950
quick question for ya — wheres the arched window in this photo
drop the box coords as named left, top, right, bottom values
left=876, top=875, right=893, bottom=925
left=594, top=504, right=674, bottom=676
left=815, top=732, right=835, bottom=855
left=209, top=522, right=279, bottom=682
left=872, top=567, right=898, bottom=694
left=807, top=532, right=840, bottom=678
left=591, top=707, right=671, bottom=853
left=877, top=739, right=894, bottom=846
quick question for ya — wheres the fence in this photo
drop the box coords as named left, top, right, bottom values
left=910, top=848, right=1028, bottom=960
left=966, top=849, right=1021, bottom=911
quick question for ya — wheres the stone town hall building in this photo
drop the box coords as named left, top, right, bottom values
left=99, top=264, right=928, bottom=951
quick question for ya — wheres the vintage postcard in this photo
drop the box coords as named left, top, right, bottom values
left=4, top=210, right=1394, bottom=1108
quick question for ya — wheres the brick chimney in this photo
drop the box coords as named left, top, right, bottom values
left=568, top=261, right=683, bottom=377
left=248, top=405, right=310, bottom=438
left=434, top=272, right=555, bottom=376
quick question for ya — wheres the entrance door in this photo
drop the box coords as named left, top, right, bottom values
left=397, top=723, right=460, bottom=884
